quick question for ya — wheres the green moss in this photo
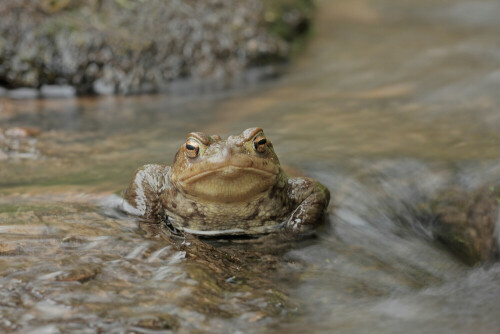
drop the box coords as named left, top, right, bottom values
left=263, top=0, right=314, bottom=58
left=264, top=0, right=314, bottom=39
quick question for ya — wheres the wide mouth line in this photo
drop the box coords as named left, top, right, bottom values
left=181, top=165, right=276, bottom=183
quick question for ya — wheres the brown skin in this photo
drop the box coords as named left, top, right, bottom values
left=124, top=127, right=330, bottom=236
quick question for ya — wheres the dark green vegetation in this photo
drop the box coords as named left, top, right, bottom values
left=0, top=0, right=313, bottom=94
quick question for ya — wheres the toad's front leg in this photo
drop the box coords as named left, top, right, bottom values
left=123, top=164, right=170, bottom=221
left=285, top=177, right=331, bottom=233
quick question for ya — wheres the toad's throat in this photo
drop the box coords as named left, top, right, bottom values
left=178, top=166, right=278, bottom=202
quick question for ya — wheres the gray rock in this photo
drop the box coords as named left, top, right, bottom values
left=93, top=80, right=115, bottom=95
left=40, top=85, right=76, bottom=98
left=8, top=88, right=39, bottom=100
left=0, top=0, right=312, bottom=95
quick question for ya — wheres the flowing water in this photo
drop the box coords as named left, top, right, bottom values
left=1, top=0, right=500, bottom=333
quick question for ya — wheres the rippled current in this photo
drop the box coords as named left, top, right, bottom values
left=1, top=0, right=500, bottom=333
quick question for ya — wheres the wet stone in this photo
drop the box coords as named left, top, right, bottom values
left=4, top=127, right=40, bottom=138
left=225, top=276, right=238, bottom=284
left=93, top=80, right=115, bottom=96
left=7, top=88, right=39, bottom=100
left=55, top=265, right=101, bottom=283
left=0, top=0, right=312, bottom=95
left=0, top=242, right=22, bottom=256
left=131, top=314, right=180, bottom=331
left=430, top=184, right=500, bottom=265
left=40, top=85, right=76, bottom=98
left=61, top=235, right=88, bottom=244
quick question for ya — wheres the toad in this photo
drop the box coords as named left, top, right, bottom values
left=124, top=127, right=330, bottom=236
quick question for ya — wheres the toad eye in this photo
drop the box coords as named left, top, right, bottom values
left=185, top=141, right=200, bottom=158
left=253, top=135, right=267, bottom=153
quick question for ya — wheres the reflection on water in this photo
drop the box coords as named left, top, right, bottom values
left=1, top=0, right=500, bottom=332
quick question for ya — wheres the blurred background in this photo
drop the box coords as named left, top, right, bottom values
left=0, top=0, right=499, bottom=333
left=0, top=0, right=312, bottom=95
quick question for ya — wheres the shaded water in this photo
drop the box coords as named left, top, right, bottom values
left=1, top=0, right=500, bottom=333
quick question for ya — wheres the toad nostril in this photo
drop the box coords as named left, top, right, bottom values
left=227, top=136, right=244, bottom=147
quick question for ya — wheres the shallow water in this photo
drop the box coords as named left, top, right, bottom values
left=1, top=0, right=500, bottom=333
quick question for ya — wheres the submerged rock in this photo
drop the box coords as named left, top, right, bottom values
left=431, top=184, right=500, bottom=265
left=0, top=0, right=313, bottom=95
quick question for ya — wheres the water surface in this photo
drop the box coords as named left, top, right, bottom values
left=1, top=0, right=500, bottom=333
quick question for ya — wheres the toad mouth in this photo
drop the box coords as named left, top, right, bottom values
left=181, top=165, right=277, bottom=183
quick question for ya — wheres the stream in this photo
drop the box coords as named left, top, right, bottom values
left=1, top=0, right=500, bottom=333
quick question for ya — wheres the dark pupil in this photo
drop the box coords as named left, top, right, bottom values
left=186, top=144, right=197, bottom=151
left=257, top=138, right=267, bottom=146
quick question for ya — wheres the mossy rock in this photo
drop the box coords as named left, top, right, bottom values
left=431, top=184, right=500, bottom=265
left=0, top=0, right=314, bottom=94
